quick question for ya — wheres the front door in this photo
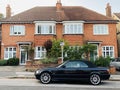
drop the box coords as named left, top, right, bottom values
left=90, top=44, right=98, bottom=61
left=20, top=46, right=28, bottom=65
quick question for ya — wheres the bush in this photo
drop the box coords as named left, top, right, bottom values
left=41, top=57, right=58, bottom=64
left=94, top=56, right=110, bottom=67
left=7, top=58, right=19, bottom=66
left=0, top=60, right=7, bottom=66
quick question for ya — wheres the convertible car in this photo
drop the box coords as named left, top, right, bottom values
left=35, top=60, right=110, bottom=85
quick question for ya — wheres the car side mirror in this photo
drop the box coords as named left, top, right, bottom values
left=61, top=65, right=66, bottom=68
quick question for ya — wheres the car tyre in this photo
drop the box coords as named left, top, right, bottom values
left=90, top=74, right=101, bottom=85
left=40, top=72, right=51, bottom=84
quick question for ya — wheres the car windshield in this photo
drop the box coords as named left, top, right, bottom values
left=56, top=61, right=68, bottom=68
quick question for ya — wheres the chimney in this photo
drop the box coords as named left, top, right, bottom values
left=6, top=4, right=11, bottom=18
left=106, top=3, right=112, bottom=17
left=56, top=0, right=62, bottom=11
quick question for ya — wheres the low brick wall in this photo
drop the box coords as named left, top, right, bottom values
left=25, top=60, right=58, bottom=72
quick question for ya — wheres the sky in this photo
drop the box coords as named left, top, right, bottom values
left=0, top=0, right=120, bottom=16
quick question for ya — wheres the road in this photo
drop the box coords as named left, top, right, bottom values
left=0, top=79, right=120, bottom=90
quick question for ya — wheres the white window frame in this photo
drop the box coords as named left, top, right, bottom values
left=35, top=22, right=56, bottom=35
left=102, top=46, right=114, bottom=58
left=93, top=24, right=109, bottom=35
left=35, top=46, right=46, bottom=59
left=69, top=46, right=81, bottom=50
left=10, top=25, right=25, bottom=35
left=4, top=47, right=16, bottom=60
left=63, top=23, right=83, bottom=34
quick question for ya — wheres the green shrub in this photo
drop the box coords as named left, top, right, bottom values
left=94, top=56, right=110, bottom=67
left=7, top=58, right=19, bottom=66
left=41, top=57, right=58, bottom=64
left=0, top=60, right=7, bottom=66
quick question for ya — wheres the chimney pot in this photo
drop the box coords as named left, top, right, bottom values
left=106, top=3, right=112, bottom=17
left=56, top=0, right=62, bottom=11
left=6, top=4, right=11, bottom=18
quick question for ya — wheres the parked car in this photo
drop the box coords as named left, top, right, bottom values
left=35, top=60, right=110, bottom=85
left=110, top=58, right=120, bottom=70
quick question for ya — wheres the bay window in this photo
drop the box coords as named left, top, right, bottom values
left=35, top=23, right=55, bottom=34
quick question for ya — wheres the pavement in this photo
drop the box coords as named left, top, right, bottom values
left=0, top=66, right=120, bottom=81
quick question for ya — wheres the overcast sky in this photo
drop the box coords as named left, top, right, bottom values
left=0, top=0, right=120, bottom=16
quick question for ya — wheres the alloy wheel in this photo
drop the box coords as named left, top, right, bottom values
left=40, top=72, right=51, bottom=84
left=90, top=74, right=101, bottom=85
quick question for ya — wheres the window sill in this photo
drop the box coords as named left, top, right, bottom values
left=34, top=34, right=56, bottom=36
left=10, top=35, right=25, bottom=36
left=93, top=34, right=109, bottom=36
left=34, top=58, right=45, bottom=60
left=63, top=34, right=84, bottom=35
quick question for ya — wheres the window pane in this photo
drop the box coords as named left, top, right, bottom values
left=9, top=48, right=12, bottom=51
left=38, top=47, right=41, bottom=51
left=94, top=25, right=108, bottom=35
left=10, top=25, right=25, bottom=35
left=5, top=48, right=8, bottom=51
left=110, top=47, right=113, bottom=50
left=35, top=46, right=46, bottom=59
left=4, top=47, right=16, bottom=59
left=38, top=25, right=41, bottom=33
left=102, top=46, right=114, bottom=58
left=5, top=52, right=8, bottom=59
left=49, top=26, right=52, bottom=33
left=13, top=48, right=16, bottom=51
left=13, top=52, right=16, bottom=58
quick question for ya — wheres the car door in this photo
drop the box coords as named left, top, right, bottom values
left=78, top=61, right=91, bottom=79
left=52, top=61, right=81, bottom=80
left=61, top=61, right=81, bottom=80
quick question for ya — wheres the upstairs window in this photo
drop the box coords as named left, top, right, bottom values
left=35, top=23, right=56, bottom=34
left=93, top=24, right=108, bottom=35
left=64, top=23, right=83, bottom=34
left=10, top=25, right=25, bottom=35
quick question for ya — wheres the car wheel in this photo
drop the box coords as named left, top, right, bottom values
left=40, top=72, right=51, bottom=84
left=90, top=74, right=101, bottom=85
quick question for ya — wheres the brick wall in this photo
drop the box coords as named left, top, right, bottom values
left=1, top=24, right=34, bottom=59
left=84, top=24, right=118, bottom=57
left=1, top=23, right=118, bottom=59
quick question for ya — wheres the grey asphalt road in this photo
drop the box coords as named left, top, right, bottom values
left=0, top=79, right=119, bottom=90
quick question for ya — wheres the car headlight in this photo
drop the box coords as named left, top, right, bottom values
left=35, top=70, right=42, bottom=74
left=36, top=70, right=40, bottom=74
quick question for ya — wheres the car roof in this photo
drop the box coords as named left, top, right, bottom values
left=67, top=60, right=96, bottom=68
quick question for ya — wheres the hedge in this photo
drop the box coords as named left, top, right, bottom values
left=0, top=58, right=19, bottom=66
left=0, top=60, right=7, bottom=66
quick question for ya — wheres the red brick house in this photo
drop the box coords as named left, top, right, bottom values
left=1, top=1, right=118, bottom=65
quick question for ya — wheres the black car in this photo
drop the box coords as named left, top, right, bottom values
left=35, top=60, right=110, bottom=85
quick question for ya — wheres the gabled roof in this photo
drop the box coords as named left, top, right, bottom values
left=1, top=6, right=116, bottom=23
left=114, top=13, right=120, bottom=19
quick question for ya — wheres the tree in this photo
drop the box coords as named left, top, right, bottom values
left=44, top=39, right=52, bottom=57
left=50, top=39, right=69, bottom=58
left=82, top=44, right=97, bottom=60
left=65, top=46, right=84, bottom=60
left=24, top=46, right=34, bottom=60
left=0, top=13, right=4, bottom=19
